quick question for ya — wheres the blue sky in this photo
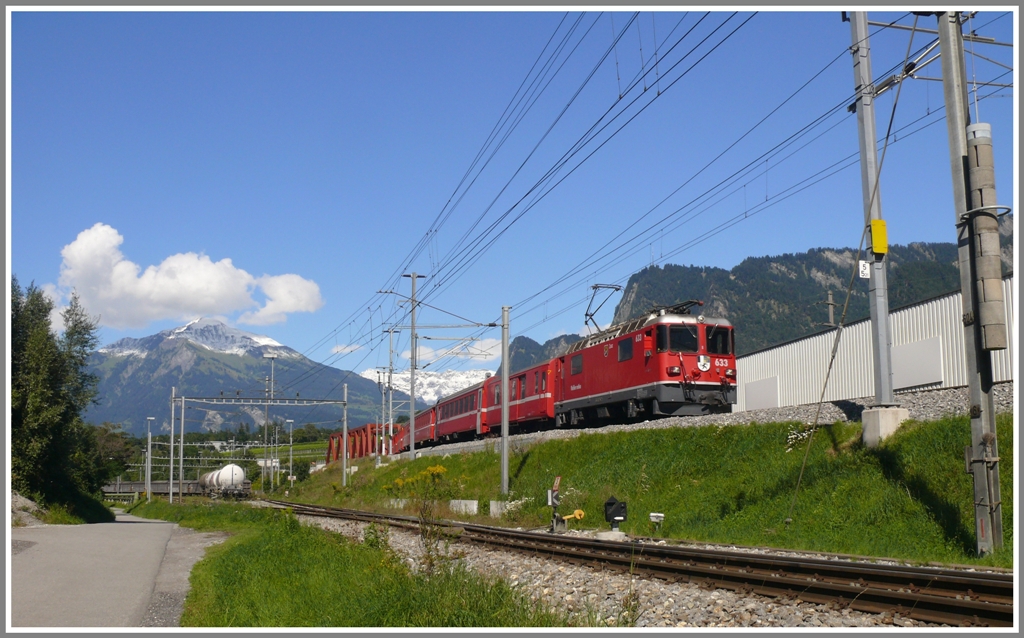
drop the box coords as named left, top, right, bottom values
left=9, top=10, right=1017, bottom=377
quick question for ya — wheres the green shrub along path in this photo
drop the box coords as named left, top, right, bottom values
left=285, top=413, right=1013, bottom=569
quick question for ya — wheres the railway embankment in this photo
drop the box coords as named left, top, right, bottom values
left=294, top=382, right=1014, bottom=570
left=400, top=381, right=1015, bottom=458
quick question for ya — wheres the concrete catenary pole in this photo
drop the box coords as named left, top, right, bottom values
left=500, top=306, right=510, bottom=495
left=849, top=11, right=895, bottom=407
left=937, top=11, right=1005, bottom=555
left=342, top=384, right=348, bottom=487
left=146, top=417, right=154, bottom=502
left=169, top=387, right=175, bottom=503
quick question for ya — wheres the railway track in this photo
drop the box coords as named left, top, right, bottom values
left=264, top=499, right=1014, bottom=627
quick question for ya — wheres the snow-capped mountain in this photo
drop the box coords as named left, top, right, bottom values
left=87, top=318, right=425, bottom=437
left=99, top=317, right=300, bottom=359
left=360, top=368, right=492, bottom=404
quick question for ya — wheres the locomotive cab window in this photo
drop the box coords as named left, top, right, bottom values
left=618, top=338, right=633, bottom=362
left=672, top=325, right=699, bottom=353
left=571, top=354, right=583, bottom=375
left=705, top=325, right=732, bottom=355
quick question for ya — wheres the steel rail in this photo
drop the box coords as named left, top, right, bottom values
left=265, top=500, right=1012, bottom=627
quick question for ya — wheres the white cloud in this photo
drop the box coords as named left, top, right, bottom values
left=239, top=274, right=324, bottom=325
left=50, top=223, right=323, bottom=329
left=331, top=344, right=362, bottom=355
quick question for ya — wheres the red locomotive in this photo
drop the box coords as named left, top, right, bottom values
left=333, top=300, right=736, bottom=461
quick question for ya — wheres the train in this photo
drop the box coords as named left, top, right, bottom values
left=198, top=463, right=251, bottom=498
left=330, top=300, right=736, bottom=461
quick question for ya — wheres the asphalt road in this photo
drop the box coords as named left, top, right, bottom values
left=10, top=510, right=226, bottom=627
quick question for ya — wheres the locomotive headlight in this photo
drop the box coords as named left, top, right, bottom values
left=666, top=366, right=681, bottom=376
left=725, top=368, right=736, bottom=378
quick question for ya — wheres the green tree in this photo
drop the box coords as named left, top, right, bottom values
left=11, top=279, right=104, bottom=505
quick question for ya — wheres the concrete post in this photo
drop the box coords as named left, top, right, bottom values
left=937, top=11, right=1003, bottom=555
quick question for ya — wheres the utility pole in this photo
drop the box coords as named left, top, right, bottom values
left=387, top=328, right=395, bottom=456
left=262, top=375, right=269, bottom=490
left=146, top=417, right=154, bottom=503
left=376, top=369, right=386, bottom=467
left=179, top=396, right=185, bottom=499
left=500, top=306, right=510, bottom=495
left=848, top=11, right=908, bottom=448
left=817, top=291, right=837, bottom=327
left=169, top=387, right=175, bottom=503
left=937, top=11, right=1006, bottom=555
left=263, top=353, right=277, bottom=492
left=849, top=11, right=896, bottom=405
left=287, top=419, right=294, bottom=490
left=342, top=384, right=349, bottom=487
left=403, top=272, right=426, bottom=461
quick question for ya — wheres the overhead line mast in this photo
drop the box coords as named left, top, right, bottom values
left=847, top=11, right=905, bottom=447
left=935, top=10, right=1008, bottom=556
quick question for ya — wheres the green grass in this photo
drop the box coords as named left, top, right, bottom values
left=128, top=500, right=571, bottom=627
left=36, top=491, right=116, bottom=524
left=284, top=413, right=1013, bottom=568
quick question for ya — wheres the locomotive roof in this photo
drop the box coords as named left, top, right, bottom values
left=566, top=309, right=732, bottom=355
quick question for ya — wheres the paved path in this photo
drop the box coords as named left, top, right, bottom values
left=10, top=510, right=225, bottom=627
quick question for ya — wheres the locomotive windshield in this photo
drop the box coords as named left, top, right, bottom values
left=705, top=325, right=733, bottom=355
left=657, top=324, right=698, bottom=353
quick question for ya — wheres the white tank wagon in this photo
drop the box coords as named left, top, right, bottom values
left=199, top=463, right=251, bottom=498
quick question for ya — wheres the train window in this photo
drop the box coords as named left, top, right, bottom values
left=494, top=385, right=500, bottom=405
left=670, top=325, right=699, bottom=353
left=541, top=372, right=547, bottom=392
left=534, top=372, right=539, bottom=394
left=511, top=379, right=518, bottom=399
left=571, top=354, right=583, bottom=375
left=618, top=338, right=633, bottom=362
left=519, top=375, right=527, bottom=399
left=656, top=325, right=669, bottom=352
left=706, top=325, right=732, bottom=355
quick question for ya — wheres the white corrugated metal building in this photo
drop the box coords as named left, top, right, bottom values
left=735, top=276, right=1015, bottom=411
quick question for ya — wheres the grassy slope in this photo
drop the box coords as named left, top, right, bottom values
left=286, top=413, right=1013, bottom=568
left=128, top=500, right=570, bottom=627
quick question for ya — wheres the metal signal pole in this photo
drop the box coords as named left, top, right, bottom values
left=500, top=306, right=510, bottom=495
left=937, top=11, right=1006, bottom=555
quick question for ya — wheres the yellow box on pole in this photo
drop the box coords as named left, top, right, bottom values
left=870, top=219, right=888, bottom=254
